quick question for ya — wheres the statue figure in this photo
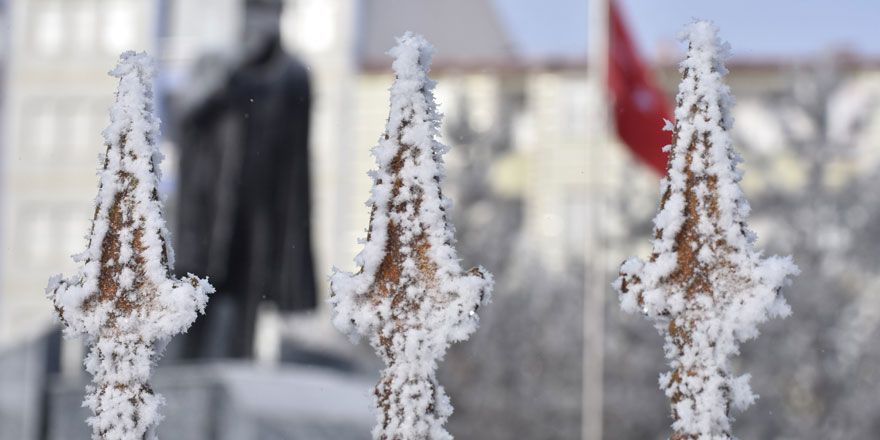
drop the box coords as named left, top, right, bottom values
left=172, top=0, right=315, bottom=359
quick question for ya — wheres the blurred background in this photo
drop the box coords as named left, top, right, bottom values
left=1, top=0, right=880, bottom=439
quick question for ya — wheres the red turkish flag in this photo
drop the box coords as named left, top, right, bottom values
left=607, top=0, right=673, bottom=175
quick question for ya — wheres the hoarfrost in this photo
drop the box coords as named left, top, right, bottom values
left=613, top=21, right=798, bottom=440
left=329, top=33, right=493, bottom=440
left=46, top=51, right=213, bottom=440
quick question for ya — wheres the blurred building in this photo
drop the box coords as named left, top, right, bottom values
left=4, top=0, right=880, bottom=347
left=0, top=0, right=7, bottom=158
left=0, top=0, right=615, bottom=358
left=0, top=0, right=156, bottom=347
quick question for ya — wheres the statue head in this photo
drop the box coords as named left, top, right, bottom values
left=241, top=0, right=283, bottom=62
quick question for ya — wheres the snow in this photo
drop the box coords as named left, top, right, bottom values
left=46, top=51, right=213, bottom=440
left=613, top=21, right=798, bottom=440
left=329, top=32, right=493, bottom=440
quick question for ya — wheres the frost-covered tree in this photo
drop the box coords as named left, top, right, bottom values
left=731, top=57, right=880, bottom=439
left=438, top=82, right=583, bottom=439
left=329, top=33, right=493, bottom=440
left=46, top=51, right=213, bottom=440
left=613, top=21, right=798, bottom=439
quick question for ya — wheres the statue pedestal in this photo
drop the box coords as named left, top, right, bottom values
left=47, top=362, right=374, bottom=439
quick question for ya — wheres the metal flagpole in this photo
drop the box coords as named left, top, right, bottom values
left=583, top=0, right=609, bottom=438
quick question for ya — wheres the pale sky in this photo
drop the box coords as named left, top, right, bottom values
left=490, top=0, right=880, bottom=60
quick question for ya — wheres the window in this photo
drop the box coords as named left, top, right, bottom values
left=101, top=0, right=135, bottom=55
left=72, top=2, right=98, bottom=54
left=560, top=76, right=589, bottom=139
left=24, top=208, right=53, bottom=262
left=29, top=100, right=58, bottom=160
left=63, top=210, right=90, bottom=257
left=62, top=99, right=95, bottom=158
left=32, top=1, right=64, bottom=56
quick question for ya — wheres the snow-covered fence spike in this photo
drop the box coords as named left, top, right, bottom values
left=329, top=32, right=493, bottom=440
left=612, top=21, right=798, bottom=440
left=46, top=51, right=213, bottom=440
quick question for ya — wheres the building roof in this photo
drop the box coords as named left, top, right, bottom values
left=357, top=0, right=517, bottom=71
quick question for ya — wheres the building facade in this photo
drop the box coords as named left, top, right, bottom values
left=0, top=0, right=156, bottom=347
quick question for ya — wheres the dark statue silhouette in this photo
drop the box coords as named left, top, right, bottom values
left=171, top=0, right=315, bottom=359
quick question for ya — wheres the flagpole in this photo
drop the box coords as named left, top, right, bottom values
left=584, top=0, right=609, bottom=439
